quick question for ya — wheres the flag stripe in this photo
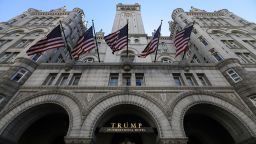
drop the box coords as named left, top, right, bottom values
left=26, top=25, right=65, bottom=56
left=104, top=24, right=128, bottom=54
left=71, top=26, right=96, bottom=59
left=138, top=24, right=161, bottom=58
left=174, top=25, right=193, bottom=57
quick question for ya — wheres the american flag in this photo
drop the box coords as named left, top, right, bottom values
left=138, top=24, right=161, bottom=58
left=26, top=25, right=65, bottom=56
left=174, top=24, right=193, bottom=57
left=104, top=24, right=128, bottom=54
left=71, top=26, right=96, bottom=59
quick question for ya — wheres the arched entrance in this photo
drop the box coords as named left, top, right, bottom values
left=94, top=104, right=157, bottom=144
left=184, top=104, right=235, bottom=144
left=170, top=94, right=256, bottom=144
left=1, top=103, right=69, bottom=144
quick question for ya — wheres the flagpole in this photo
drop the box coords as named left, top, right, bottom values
left=92, top=20, right=101, bottom=63
left=154, top=20, right=163, bottom=63
left=181, top=21, right=195, bottom=60
left=126, top=19, right=129, bottom=58
left=59, top=20, right=73, bottom=60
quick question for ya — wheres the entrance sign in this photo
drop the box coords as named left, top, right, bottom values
left=99, top=122, right=154, bottom=133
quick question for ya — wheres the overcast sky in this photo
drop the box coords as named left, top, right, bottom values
left=0, top=0, right=256, bottom=36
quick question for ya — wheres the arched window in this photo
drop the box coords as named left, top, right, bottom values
left=120, top=50, right=135, bottom=62
left=83, top=57, right=94, bottom=63
left=134, top=38, right=139, bottom=44
left=161, top=58, right=172, bottom=63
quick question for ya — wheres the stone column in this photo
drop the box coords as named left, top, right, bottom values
left=65, top=137, right=94, bottom=144
left=158, top=138, right=188, bottom=144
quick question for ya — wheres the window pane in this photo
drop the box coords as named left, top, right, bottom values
left=69, top=73, right=81, bottom=85
left=173, top=73, right=183, bottom=86
left=136, top=73, right=144, bottom=86
left=42, top=73, right=57, bottom=85
left=56, top=73, right=69, bottom=86
left=109, top=73, right=118, bottom=86
left=197, top=73, right=210, bottom=86
left=123, top=73, right=131, bottom=86
left=11, top=68, right=28, bottom=82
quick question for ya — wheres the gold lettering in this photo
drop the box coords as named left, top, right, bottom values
left=130, top=123, right=137, bottom=128
left=124, top=122, right=128, bottom=128
left=138, top=123, right=142, bottom=128
left=111, top=123, right=116, bottom=128
left=117, top=123, right=122, bottom=128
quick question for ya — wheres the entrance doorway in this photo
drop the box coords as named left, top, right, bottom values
left=184, top=104, right=236, bottom=144
left=1, top=104, right=69, bottom=144
left=94, top=104, right=158, bottom=144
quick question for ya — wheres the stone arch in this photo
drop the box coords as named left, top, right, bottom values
left=119, top=49, right=136, bottom=62
left=86, top=91, right=166, bottom=115
left=170, top=94, right=256, bottom=142
left=158, top=55, right=174, bottom=63
left=79, top=55, right=98, bottom=63
left=81, top=94, right=172, bottom=139
left=118, top=48, right=138, bottom=55
left=0, top=93, right=82, bottom=138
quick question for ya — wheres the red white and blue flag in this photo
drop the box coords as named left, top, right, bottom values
left=71, top=26, right=96, bottom=59
left=174, top=24, right=193, bottom=57
left=104, top=24, right=128, bottom=54
left=138, top=24, right=161, bottom=58
left=26, top=25, right=65, bottom=56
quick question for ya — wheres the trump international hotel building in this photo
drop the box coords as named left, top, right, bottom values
left=0, top=3, right=256, bottom=144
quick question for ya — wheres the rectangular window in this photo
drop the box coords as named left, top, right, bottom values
left=235, top=53, right=248, bottom=63
left=123, top=73, right=131, bottom=86
left=191, top=55, right=200, bottom=63
left=243, top=40, right=256, bottom=49
left=185, top=73, right=197, bottom=86
left=57, top=55, right=65, bottom=63
left=226, top=68, right=242, bottom=83
left=56, top=73, right=69, bottom=86
left=42, top=73, right=58, bottom=85
left=197, top=73, right=211, bottom=86
left=212, top=52, right=224, bottom=61
left=31, top=54, right=41, bottom=62
left=6, top=52, right=19, bottom=63
left=135, top=73, right=144, bottom=86
left=0, top=40, right=11, bottom=47
left=244, top=53, right=256, bottom=63
left=198, top=36, right=208, bottom=46
left=0, top=52, right=11, bottom=63
left=11, top=68, right=28, bottom=82
left=15, top=39, right=33, bottom=48
left=69, top=73, right=81, bottom=85
left=109, top=73, right=119, bottom=86
left=173, top=73, right=184, bottom=86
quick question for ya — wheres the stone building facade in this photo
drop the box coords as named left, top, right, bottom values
left=0, top=3, right=256, bottom=144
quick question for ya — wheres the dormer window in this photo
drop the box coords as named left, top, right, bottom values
left=83, top=57, right=94, bottom=63
left=161, top=58, right=172, bottom=63
left=120, top=50, right=135, bottom=62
